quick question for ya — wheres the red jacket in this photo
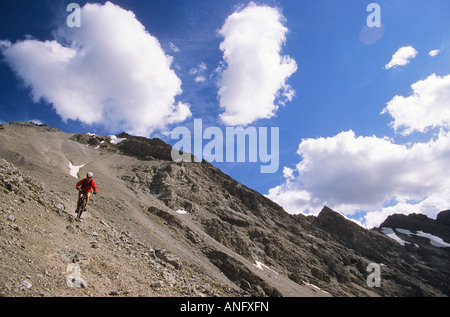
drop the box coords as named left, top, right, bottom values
left=76, top=178, right=97, bottom=193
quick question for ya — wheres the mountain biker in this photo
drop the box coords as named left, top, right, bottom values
left=76, top=172, right=98, bottom=212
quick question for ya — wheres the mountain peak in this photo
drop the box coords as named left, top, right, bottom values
left=317, top=205, right=346, bottom=219
left=313, top=206, right=361, bottom=236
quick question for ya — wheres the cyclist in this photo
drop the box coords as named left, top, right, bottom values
left=76, top=172, right=98, bottom=213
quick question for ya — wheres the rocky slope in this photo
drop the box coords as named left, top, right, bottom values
left=0, top=122, right=448, bottom=297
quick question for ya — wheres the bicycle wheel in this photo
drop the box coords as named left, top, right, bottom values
left=77, top=194, right=87, bottom=218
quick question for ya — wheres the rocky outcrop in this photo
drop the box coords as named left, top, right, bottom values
left=115, top=133, right=177, bottom=161
left=437, top=210, right=450, bottom=226
left=380, top=211, right=450, bottom=244
left=377, top=210, right=450, bottom=295
left=202, top=248, right=282, bottom=297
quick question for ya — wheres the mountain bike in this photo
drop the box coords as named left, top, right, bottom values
left=76, top=190, right=88, bottom=219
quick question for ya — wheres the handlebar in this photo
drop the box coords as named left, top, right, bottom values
left=77, top=188, right=97, bottom=194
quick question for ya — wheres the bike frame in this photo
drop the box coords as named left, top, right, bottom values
left=76, top=191, right=88, bottom=218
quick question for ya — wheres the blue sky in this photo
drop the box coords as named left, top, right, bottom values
left=1, top=0, right=450, bottom=227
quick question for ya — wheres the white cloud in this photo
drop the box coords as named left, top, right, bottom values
left=189, top=62, right=207, bottom=75
left=168, top=42, right=180, bottom=53
left=267, top=185, right=312, bottom=215
left=282, top=166, right=295, bottom=180
left=0, top=40, right=11, bottom=50
left=190, top=62, right=208, bottom=83
left=0, top=1, right=191, bottom=137
left=382, top=73, right=450, bottom=135
left=217, top=2, right=298, bottom=126
left=266, top=130, right=450, bottom=227
left=365, top=196, right=448, bottom=229
left=30, top=119, right=44, bottom=125
left=428, top=49, right=440, bottom=57
left=194, top=76, right=206, bottom=83
left=385, top=46, right=418, bottom=69
left=269, top=71, right=450, bottom=226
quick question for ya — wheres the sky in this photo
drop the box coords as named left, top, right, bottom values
left=1, top=0, right=450, bottom=228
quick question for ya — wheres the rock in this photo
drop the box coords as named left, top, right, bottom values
left=67, top=276, right=87, bottom=289
left=66, top=225, right=76, bottom=233
left=155, top=249, right=182, bottom=269
left=22, top=280, right=32, bottom=289
left=4, top=214, right=15, bottom=222
left=162, top=271, right=177, bottom=286
left=150, top=281, right=163, bottom=288
left=148, top=248, right=156, bottom=259
left=53, top=201, right=65, bottom=211
left=203, top=248, right=282, bottom=297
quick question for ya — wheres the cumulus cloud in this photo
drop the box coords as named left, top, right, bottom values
left=385, top=46, right=418, bottom=69
left=217, top=3, right=298, bottom=126
left=0, top=1, right=190, bottom=136
left=269, top=69, right=450, bottom=227
left=267, top=130, right=450, bottom=228
left=364, top=196, right=449, bottom=229
left=382, top=73, right=450, bottom=135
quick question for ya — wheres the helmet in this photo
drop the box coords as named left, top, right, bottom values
left=87, top=172, right=94, bottom=178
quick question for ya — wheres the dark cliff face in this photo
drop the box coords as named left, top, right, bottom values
left=115, top=132, right=175, bottom=161
left=377, top=210, right=450, bottom=295
left=0, top=122, right=449, bottom=297
left=312, top=207, right=402, bottom=264
left=380, top=210, right=450, bottom=244
left=437, top=210, right=450, bottom=226
left=436, top=210, right=450, bottom=226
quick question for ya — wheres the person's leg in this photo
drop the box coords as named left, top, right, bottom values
left=84, top=192, right=91, bottom=209
left=77, top=191, right=83, bottom=207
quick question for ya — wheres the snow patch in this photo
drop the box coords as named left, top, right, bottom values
left=414, top=231, right=450, bottom=248
left=304, top=282, right=330, bottom=295
left=381, top=227, right=450, bottom=248
left=69, top=162, right=85, bottom=179
left=109, top=135, right=126, bottom=145
left=381, top=227, right=409, bottom=246
left=253, top=260, right=278, bottom=274
left=176, top=209, right=188, bottom=215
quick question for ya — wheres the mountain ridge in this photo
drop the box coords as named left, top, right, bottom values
left=0, top=122, right=448, bottom=297
left=380, top=211, right=450, bottom=244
